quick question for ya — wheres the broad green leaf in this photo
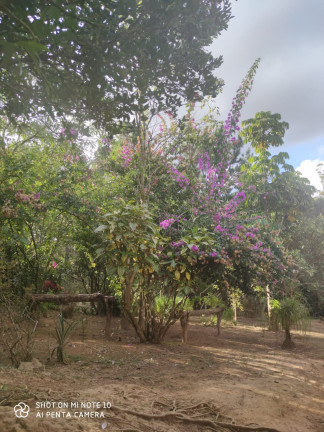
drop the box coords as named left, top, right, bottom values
left=117, top=266, right=125, bottom=277
left=94, top=224, right=107, bottom=232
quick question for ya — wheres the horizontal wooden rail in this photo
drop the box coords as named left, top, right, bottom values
left=30, top=293, right=115, bottom=305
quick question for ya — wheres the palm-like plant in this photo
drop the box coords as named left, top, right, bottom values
left=272, top=296, right=310, bottom=349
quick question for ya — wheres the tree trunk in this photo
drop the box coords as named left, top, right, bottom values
left=233, top=304, right=237, bottom=322
left=123, top=309, right=146, bottom=342
left=216, top=309, right=223, bottom=336
left=266, top=284, right=271, bottom=326
left=138, top=292, right=145, bottom=330
left=282, top=327, right=296, bottom=350
left=266, top=285, right=278, bottom=331
left=104, top=297, right=112, bottom=339
left=180, top=311, right=190, bottom=343
left=121, top=271, right=135, bottom=330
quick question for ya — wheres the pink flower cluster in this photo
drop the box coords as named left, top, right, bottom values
left=15, top=190, right=31, bottom=202
left=167, top=167, right=190, bottom=189
left=61, top=128, right=77, bottom=136
left=63, top=154, right=80, bottom=164
left=171, top=240, right=186, bottom=247
left=223, top=59, right=260, bottom=139
left=160, top=218, right=175, bottom=229
left=121, top=145, right=132, bottom=167
left=197, top=152, right=211, bottom=173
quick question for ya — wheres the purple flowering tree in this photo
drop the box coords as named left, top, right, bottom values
left=154, top=60, right=296, bottom=304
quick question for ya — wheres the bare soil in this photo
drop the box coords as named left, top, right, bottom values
left=0, top=312, right=323, bottom=432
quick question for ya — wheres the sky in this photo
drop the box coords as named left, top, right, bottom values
left=208, top=0, right=324, bottom=192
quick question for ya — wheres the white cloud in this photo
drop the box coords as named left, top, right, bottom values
left=296, top=159, right=323, bottom=192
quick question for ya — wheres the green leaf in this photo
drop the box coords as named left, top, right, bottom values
left=94, top=224, right=107, bottom=233
left=117, top=266, right=125, bottom=277
left=95, top=248, right=104, bottom=258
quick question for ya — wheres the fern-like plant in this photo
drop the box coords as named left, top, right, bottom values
left=154, top=295, right=192, bottom=318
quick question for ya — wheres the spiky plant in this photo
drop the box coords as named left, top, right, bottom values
left=55, top=312, right=78, bottom=364
left=272, top=296, right=310, bottom=349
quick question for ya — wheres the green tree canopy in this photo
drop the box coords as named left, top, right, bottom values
left=241, top=111, right=289, bottom=152
left=0, top=0, right=232, bottom=130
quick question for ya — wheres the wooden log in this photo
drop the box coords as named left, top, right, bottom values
left=30, top=293, right=115, bottom=305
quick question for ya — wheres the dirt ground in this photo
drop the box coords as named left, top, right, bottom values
left=0, top=311, right=323, bottom=432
